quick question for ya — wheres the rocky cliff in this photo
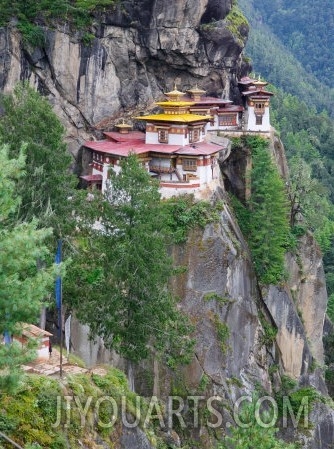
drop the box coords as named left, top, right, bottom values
left=0, top=0, right=249, bottom=155
left=70, top=156, right=333, bottom=448
left=1, top=1, right=333, bottom=448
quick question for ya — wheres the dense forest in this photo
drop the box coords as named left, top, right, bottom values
left=254, top=0, right=333, bottom=88
left=238, top=0, right=334, bottom=349
left=238, top=0, right=334, bottom=117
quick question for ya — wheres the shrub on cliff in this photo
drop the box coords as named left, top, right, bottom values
left=231, top=136, right=290, bottom=285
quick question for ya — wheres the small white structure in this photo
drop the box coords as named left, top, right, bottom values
left=14, top=324, right=52, bottom=360
left=239, top=77, right=274, bottom=133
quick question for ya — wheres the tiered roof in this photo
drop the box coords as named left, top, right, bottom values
left=239, top=76, right=273, bottom=98
left=84, top=131, right=220, bottom=157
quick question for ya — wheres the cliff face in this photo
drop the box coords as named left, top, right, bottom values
left=0, top=0, right=249, bottom=155
left=70, top=166, right=332, bottom=448
left=1, top=2, right=333, bottom=447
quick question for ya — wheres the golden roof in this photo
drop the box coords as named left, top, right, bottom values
left=116, top=123, right=132, bottom=129
left=155, top=101, right=195, bottom=107
left=252, top=77, right=268, bottom=88
left=134, top=113, right=211, bottom=123
left=115, top=119, right=132, bottom=129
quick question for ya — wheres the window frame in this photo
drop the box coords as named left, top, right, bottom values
left=182, top=158, right=197, bottom=172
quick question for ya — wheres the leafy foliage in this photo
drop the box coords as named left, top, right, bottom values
left=0, top=83, right=77, bottom=231
left=265, top=87, right=334, bottom=300
left=231, top=136, right=290, bottom=285
left=258, top=312, right=278, bottom=346
left=225, top=4, right=249, bottom=45
left=251, top=0, right=334, bottom=88
left=65, top=154, right=194, bottom=365
left=275, top=375, right=320, bottom=423
left=0, top=0, right=120, bottom=40
left=162, top=195, right=223, bottom=243
left=239, top=0, right=334, bottom=316
left=0, top=368, right=165, bottom=449
left=218, top=395, right=298, bottom=449
left=213, top=315, right=230, bottom=354
left=0, top=144, right=54, bottom=392
left=238, top=0, right=334, bottom=116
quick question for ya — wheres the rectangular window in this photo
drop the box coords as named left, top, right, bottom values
left=182, top=158, right=197, bottom=171
left=189, top=129, right=200, bottom=143
left=218, top=114, right=237, bottom=126
left=256, top=115, right=263, bottom=125
left=158, top=129, right=168, bottom=143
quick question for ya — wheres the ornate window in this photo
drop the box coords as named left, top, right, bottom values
left=182, top=158, right=197, bottom=171
left=218, top=114, right=237, bottom=126
left=189, top=128, right=200, bottom=143
left=254, top=102, right=265, bottom=115
left=158, top=129, right=168, bottom=143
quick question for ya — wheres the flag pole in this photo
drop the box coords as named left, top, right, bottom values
left=55, top=239, right=63, bottom=378
left=59, top=282, right=63, bottom=378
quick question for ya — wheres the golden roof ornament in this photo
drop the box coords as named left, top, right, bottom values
left=164, top=84, right=186, bottom=102
left=115, top=119, right=132, bottom=134
left=187, top=84, right=206, bottom=101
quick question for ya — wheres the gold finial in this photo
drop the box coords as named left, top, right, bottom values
left=116, top=119, right=132, bottom=133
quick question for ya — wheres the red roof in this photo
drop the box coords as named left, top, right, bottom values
left=238, top=76, right=255, bottom=86
left=242, top=89, right=273, bottom=97
left=185, top=95, right=233, bottom=105
left=80, top=174, right=103, bottom=182
left=84, top=140, right=149, bottom=156
left=176, top=143, right=220, bottom=156
left=21, top=323, right=53, bottom=338
left=83, top=139, right=223, bottom=158
left=149, top=145, right=181, bottom=154
left=217, top=105, right=244, bottom=112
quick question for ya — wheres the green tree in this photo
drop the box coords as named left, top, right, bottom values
left=0, top=144, right=54, bottom=391
left=65, top=154, right=194, bottom=365
left=219, top=396, right=297, bottom=449
left=0, top=83, right=77, bottom=229
left=287, top=155, right=334, bottom=251
left=232, top=136, right=290, bottom=285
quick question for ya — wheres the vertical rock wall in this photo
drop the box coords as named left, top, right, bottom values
left=0, top=0, right=249, bottom=156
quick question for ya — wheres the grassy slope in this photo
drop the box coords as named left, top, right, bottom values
left=0, top=368, right=163, bottom=449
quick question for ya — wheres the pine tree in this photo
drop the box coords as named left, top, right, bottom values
left=65, top=154, right=194, bottom=365
left=0, top=144, right=54, bottom=391
left=232, top=136, right=290, bottom=284
left=0, top=82, right=77, bottom=229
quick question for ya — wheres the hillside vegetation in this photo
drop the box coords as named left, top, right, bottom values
left=238, top=0, right=334, bottom=375
left=255, top=0, right=333, bottom=88
left=0, top=0, right=120, bottom=45
left=238, top=0, right=334, bottom=117
left=0, top=368, right=165, bottom=449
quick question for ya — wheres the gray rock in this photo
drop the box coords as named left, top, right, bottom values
left=0, top=0, right=248, bottom=156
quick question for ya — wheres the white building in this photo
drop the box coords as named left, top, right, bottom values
left=81, top=79, right=273, bottom=197
left=82, top=87, right=225, bottom=198
left=238, top=77, right=274, bottom=133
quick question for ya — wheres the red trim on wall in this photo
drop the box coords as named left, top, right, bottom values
left=160, top=183, right=201, bottom=188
